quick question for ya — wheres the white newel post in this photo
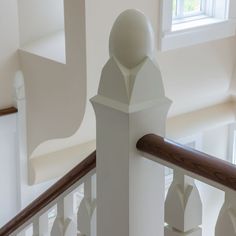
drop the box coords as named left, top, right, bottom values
left=165, top=170, right=202, bottom=236
left=91, top=10, right=171, bottom=236
left=215, top=190, right=236, bottom=236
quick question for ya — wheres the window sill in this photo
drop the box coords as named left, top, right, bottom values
left=172, top=17, right=225, bottom=31
left=159, top=19, right=236, bottom=51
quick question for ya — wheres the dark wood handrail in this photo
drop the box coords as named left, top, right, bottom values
left=137, top=134, right=236, bottom=191
left=0, top=107, right=17, bottom=117
left=0, top=151, right=96, bottom=236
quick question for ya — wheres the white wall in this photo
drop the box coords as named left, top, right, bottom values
left=0, top=112, right=56, bottom=227
left=0, top=114, right=19, bottom=226
left=0, top=0, right=19, bottom=109
left=202, top=125, right=229, bottom=160
left=18, top=0, right=64, bottom=46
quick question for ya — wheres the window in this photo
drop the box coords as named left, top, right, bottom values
left=159, top=0, right=236, bottom=50
left=173, top=0, right=205, bottom=21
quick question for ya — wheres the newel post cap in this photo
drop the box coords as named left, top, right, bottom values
left=109, top=9, right=155, bottom=69
left=91, top=9, right=171, bottom=113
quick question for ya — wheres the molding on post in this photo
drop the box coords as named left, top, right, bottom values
left=91, top=9, right=172, bottom=236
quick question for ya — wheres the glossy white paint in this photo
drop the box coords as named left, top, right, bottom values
left=165, top=171, right=202, bottom=236
left=92, top=10, right=171, bottom=236
left=109, top=10, right=155, bottom=68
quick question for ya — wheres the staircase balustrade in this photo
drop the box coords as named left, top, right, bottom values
left=0, top=152, right=96, bottom=236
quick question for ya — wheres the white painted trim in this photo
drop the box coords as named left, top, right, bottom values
left=159, top=0, right=236, bottom=51
left=160, top=20, right=236, bottom=51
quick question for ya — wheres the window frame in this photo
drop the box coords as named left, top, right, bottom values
left=173, top=0, right=206, bottom=21
left=159, top=0, right=236, bottom=51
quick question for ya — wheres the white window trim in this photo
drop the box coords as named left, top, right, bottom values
left=159, top=0, right=236, bottom=51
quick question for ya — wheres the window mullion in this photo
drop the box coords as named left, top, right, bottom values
left=176, top=0, right=184, bottom=18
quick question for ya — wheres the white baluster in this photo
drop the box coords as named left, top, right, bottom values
left=15, top=230, right=27, bottom=236
left=165, top=170, right=202, bottom=236
left=215, top=190, right=236, bottom=236
left=91, top=174, right=97, bottom=236
left=77, top=175, right=96, bottom=236
left=33, top=218, right=39, bottom=236
left=32, top=212, right=49, bottom=236
left=51, top=195, right=77, bottom=236
left=51, top=200, right=64, bottom=236
left=40, top=212, right=49, bottom=236
left=64, top=193, right=77, bottom=236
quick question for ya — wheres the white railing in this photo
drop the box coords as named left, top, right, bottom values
left=0, top=152, right=96, bottom=236
left=11, top=170, right=96, bottom=236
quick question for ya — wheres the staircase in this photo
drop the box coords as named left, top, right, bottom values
left=1, top=9, right=236, bottom=236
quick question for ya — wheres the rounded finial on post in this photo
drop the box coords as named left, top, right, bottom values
left=109, top=9, right=155, bottom=69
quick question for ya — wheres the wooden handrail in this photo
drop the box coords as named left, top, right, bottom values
left=137, top=134, right=236, bottom=191
left=0, top=107, right=17, bottom=117
left=0, top=151, right=96, bottom=236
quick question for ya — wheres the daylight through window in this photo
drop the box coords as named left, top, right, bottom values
left=173, top=0, right=206, bottom=21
